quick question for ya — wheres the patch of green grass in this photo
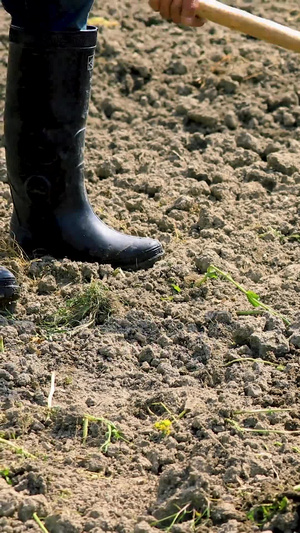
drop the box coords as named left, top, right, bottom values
left=39, top=282, right=114, bottom=334
left=247, top=496, right=288, bottom=526
left=196, top=265, right=290, bottom=325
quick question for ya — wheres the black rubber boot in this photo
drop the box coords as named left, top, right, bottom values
left=4, top=26, right=164, bottom=270
left=0, top=266, right=20, bottom=308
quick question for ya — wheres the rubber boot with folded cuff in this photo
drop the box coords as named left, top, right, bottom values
left=5, top=26, right=164, bottom=270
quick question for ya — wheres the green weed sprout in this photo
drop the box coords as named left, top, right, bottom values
left=233, top=408, right=291, bottom=416
left=226, top=418, right=300, bottom=436
left=224, top=357, right=285, bottom=371
left=287, top=233, right=300, bottom=241
left=150, top=402, right=187, bottom=438
left=33, top=513, right=50, bottom=533
left=171, top=283, right=181, bottom=293
left=0, top=437, right=36, bottom=459
left=196, top=265, right=290, bottom=326
left=0, top=336, right=4, bottom=353
left=40, top=281, right=113, bottom=335
left=292, top=447, right=300, bottom=454
left=151, top=502, right=211, bottom=531
left=151, top=503, right=192, bottom=531
left=191, top=504, right=211, bottom=530
left=261, top=227, right=300, bottom=243
left=0, top=467, right=12, bottom=485
left=82, top=414, right=128, bottom=453
left=154, top=420, right=172, bottom=436
left=247, top=496, right=288, bottom=526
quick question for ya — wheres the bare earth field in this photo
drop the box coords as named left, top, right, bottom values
left=1, top=1, right=300, bottom=532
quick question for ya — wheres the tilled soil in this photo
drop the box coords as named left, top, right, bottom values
left=1, top=1, right=300, bottom=532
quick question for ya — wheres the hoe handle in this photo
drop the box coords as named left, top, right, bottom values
left=196, top=0, right=300, bottom=53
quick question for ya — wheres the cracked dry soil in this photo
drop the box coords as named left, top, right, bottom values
left=1, top=1, right=300, bottom=532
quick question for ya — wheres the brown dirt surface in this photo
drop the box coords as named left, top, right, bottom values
left=1, top=1, right=300, bottom=532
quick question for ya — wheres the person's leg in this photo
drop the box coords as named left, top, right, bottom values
left=3, top=3, right=164, bottom=270
left=0, top=0, right=93, bottom=303
left=2, top=0, right=94, bottom=31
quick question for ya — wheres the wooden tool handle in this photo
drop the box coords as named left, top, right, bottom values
left=196, top=0, right=300, bottom=53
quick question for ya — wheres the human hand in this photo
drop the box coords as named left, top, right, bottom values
left=148, top=0, right=206, bottom=27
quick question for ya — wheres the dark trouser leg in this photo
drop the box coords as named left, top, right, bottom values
left=2, top=0, right=94, bottom=30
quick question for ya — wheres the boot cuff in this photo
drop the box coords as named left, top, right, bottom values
left=9, top=25, right=98, bottom=49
